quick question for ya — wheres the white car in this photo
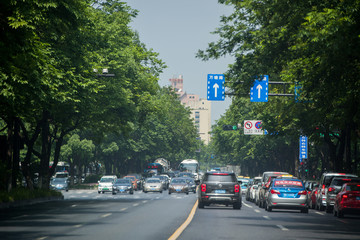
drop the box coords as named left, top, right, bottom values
left=98, top=175, right=117, bottom=194
left=143, top=178, right=163, bottom=193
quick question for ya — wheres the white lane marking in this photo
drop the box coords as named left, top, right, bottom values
left=73, top=224, right=83, bottom=228
left=133, top=203, right=139, bottom=207
left=142, top=200, right=148, bottom=203
left=101, top=213, right=112, bottom=218
left=337, top=219, right=347, bottom=224
left=71, top=205, right=77, bottom=208
left=243, top=202, right=252, bottom=208
left=315, top=212, right=325, bottom=216
left=13, top=215, right=28, bottom=219
left=36, top=237, right=48, bottom=240
left=263, top=216, right=271, bottom=220
left=120, top=208, right=127, bottom=211
left=254, top=209, right=261, bottom=213
left=156, top=197, right=160, bottom=199
left=277, top=225, right=289, bottom=231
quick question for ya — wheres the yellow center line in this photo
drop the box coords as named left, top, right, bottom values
left=168, top=200, right=198, bottom=240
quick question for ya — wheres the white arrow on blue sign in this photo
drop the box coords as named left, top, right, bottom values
left=207, top=74, right=225, bottom=101
left=250, top=75, right=269, bottom=102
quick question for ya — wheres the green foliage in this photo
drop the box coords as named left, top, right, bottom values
left=0, top=188, right=62, bottom=203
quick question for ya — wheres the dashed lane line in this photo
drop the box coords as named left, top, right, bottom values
left=276, top=225, right=289, bottom=231
left=101, top=213, right=112, bottom=218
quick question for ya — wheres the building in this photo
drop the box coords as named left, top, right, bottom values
left=169, top=75, right=211, bottom=144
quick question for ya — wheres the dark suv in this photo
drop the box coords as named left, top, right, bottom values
left=198, top=172, right=242, bottom=209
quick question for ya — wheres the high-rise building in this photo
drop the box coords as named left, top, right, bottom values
left=169, top=75, right=211, bottom=144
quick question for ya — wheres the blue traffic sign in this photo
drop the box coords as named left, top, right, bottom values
left=207, top=74, right=225, bottom=101
left=299, top=135, right=308, bottom=161
left=250, top=75, right=268, bottom=102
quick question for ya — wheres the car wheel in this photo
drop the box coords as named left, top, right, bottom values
left=98, top=191, right=101, bottom=194
left=267, top=206, right=272, bottom=212
left=144, top=191, right=147, bottom=193
left=66, top=189, right=68, bottom=192
left=186, top=192, right=189, bottom=195
left=102, top=191, right=104, bottom=194
left=233, top=202, right=241, bottom=210
left=112, top=191, right=116, bottom=195
left=301, top=208, right=309, bottom=213
left=198, top=201, right=205, bottom=209
left=130, top=191, right=134, bottom=195
left=325, top=205, right=332, bottom=213
left=319, top=204, right=325, bottom=211
left=337, top=210, right=344, bottom=218
left=168, top=191, right=171, bottom=194
left=160, top=191, right=163, bottom=193
left=333, top=208, right=337, bottom=217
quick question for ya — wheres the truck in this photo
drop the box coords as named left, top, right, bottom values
left=154, top=158, right=170, bottom=173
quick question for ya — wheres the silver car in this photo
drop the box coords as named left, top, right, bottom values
left=265, top=178, right=308, bottom=213
left=50, top=178, right=69, bottom=191
left=143, top=178, right=163, bottom=193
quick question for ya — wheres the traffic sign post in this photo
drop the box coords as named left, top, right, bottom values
left=207, top=74, right=225, bottom=101
left=250, top=75, right=268, bottom=102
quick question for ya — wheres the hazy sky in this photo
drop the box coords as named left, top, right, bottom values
left=125, top=0, right=234, bottom=125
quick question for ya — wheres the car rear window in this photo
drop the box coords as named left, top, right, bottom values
left=274, top=180, right=303, bottom=188
left=331, top=179, right=353, bottom=187
left=346, top=185, right=360, bottom=191
left=205, top=174, right=236, bottom=182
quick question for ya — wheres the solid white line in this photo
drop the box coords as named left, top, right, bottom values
left=101, top=213, right=112, bottom=218
left=276, top=225, right=289, bottom=231
left=120, top=208, right=127, bottom=211
left=243, top=202, right=252, bottom=208
left=315, top=212, right=325, bottom=216
left=254, top=209, right=261, bottom=213
left=133, top=203, right=139, bottom=207
left=36, top=237, right=48, bottom=240
left=73, top=224, right=83, bottom=228
left=263, top=216, right=271, bottom=220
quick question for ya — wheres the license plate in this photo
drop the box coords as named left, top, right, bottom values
left=103, top=188, right=109, bottom=190
left=176, top=189, right=181, bottom=192
left=151, top=188, right=156, bottom=190
left=215, top=190, right=226, bottom=194
left=283, top=194, right=295, bottom=198
left=120, top=189, right=125, bottom=192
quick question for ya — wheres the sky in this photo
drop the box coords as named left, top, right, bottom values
left=124, top=0, right=235, bottom=125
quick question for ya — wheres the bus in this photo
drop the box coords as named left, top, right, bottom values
left=144, top=163, right=164, bottom=176
left=179, top=159, right=200, bottom=183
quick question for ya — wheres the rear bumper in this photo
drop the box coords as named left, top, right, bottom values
left=199, top=194, right=241, bottom=205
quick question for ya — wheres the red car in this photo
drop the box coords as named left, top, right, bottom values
left=333, top=182, right=360, bottom=218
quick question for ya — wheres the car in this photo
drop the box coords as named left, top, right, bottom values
left=168, top=177, right=190, bottom=194
left=325, top=177, right=360, bottom=213
left=333, top=182, right=360, bottom=218
left=307, top=183, right=319, bottom=209
left=258, top=171, right=289, bottom=208
left=237, top=178, right=250, bottom=196
left=178, top=172, right=194, bottom=179
left=50, top=178, right=69, bottom=191
left=249, top=177, right=262, bottom=202
left=198, top=172, right=242, bottom=209
left=112, top=178, right=134, bottom=195
left=124, top=175, right=138, bottom=190
left=184, top=177, right=197, bottom=193
left=158, top=175, right=170, bottom=189
left=98, top=175, right=117, bottom=194
left=143, top=178, right=163, bottom=193
left=126, top=174, right=143, bottom=190
left=316, top=172, right=358, bottom=211
left=265, top=178, right=308, bottom=213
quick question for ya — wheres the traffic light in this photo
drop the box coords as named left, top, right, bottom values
left=303, top=159, right=308, bottom=173
left=222, top=125, right=239, bottom=131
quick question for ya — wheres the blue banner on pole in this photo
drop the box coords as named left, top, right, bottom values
left=299, top=136, right=308, bottom=161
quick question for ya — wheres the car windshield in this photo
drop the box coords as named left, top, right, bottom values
left=52, top=178, right=66, bottom=183
left=124, top=176, right=135, bottom=181
left=100, top=178, right=114, bottom=183
left=116, top=179, right=130, bottom=184
left=274, top=180, right=303, bottom=188
left=171, top=179, right=186, bottom=184
left=147, top=179, right=160, bottom=183
left=331, top=178, right=353, bottom=187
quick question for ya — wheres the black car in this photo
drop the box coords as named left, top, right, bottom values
left=198, top=172, right=242, bottom=209
left=112, top=179, right=134, bottom=195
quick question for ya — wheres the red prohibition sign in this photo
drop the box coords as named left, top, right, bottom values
left=255, top=121, right=262, bottom=129
left=245, top=121, right=252, bottom=129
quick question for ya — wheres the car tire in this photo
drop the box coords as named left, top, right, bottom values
left=186, top=192, right=189, bottom=195
left=112, top=192, right=116, bottom=195
left=168, top=191, right=171, bottom=194
left=337, top=210, right=344, bottom=218
left=144, top=191, right=147, bottom=193
left=198, top=201, right=205, bottom=209
left=98, top=191, right=101, bottom=194
left=333, top=208, right=337, bottom=217
left=160, top=191, right=163, bottom=193
left=130, top=191, right=134, bottom=195
left=325, top=205, right=332, bottom=213
left=233, top=202, right=241, bottom=210
left=102, top=191, right=104, bottom=194
left=267, top=206, right=272, bottom=212
left=301, top=208, right=309, bottom=213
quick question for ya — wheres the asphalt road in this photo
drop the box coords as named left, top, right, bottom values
left=1, top=190, right=360, bottom=240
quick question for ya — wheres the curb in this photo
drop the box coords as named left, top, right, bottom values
left=0, top=195, right=64, bottom=209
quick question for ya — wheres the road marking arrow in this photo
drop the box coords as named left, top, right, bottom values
left=213, top=83, right=219, bottom=98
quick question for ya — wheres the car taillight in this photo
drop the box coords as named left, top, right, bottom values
left=322, top=184, right=325, bottom=195
left=314, top=190, right=318, bottom=194
left=298, top=190, right=307, bottom=195
left=328, top=187, right=335, bottom=192
left=234, top=184, right=240, bottom=193
left=270, top=189, right=280, bottom=194
left=201, top=184, right=206, bottom=192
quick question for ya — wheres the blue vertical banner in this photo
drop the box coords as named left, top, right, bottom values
left=299, top=136, right=308, bottom=162
left=207, top=74, right=225, bottom=101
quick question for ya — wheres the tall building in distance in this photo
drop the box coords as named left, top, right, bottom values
left=169, top=75, right=211, bottom=144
